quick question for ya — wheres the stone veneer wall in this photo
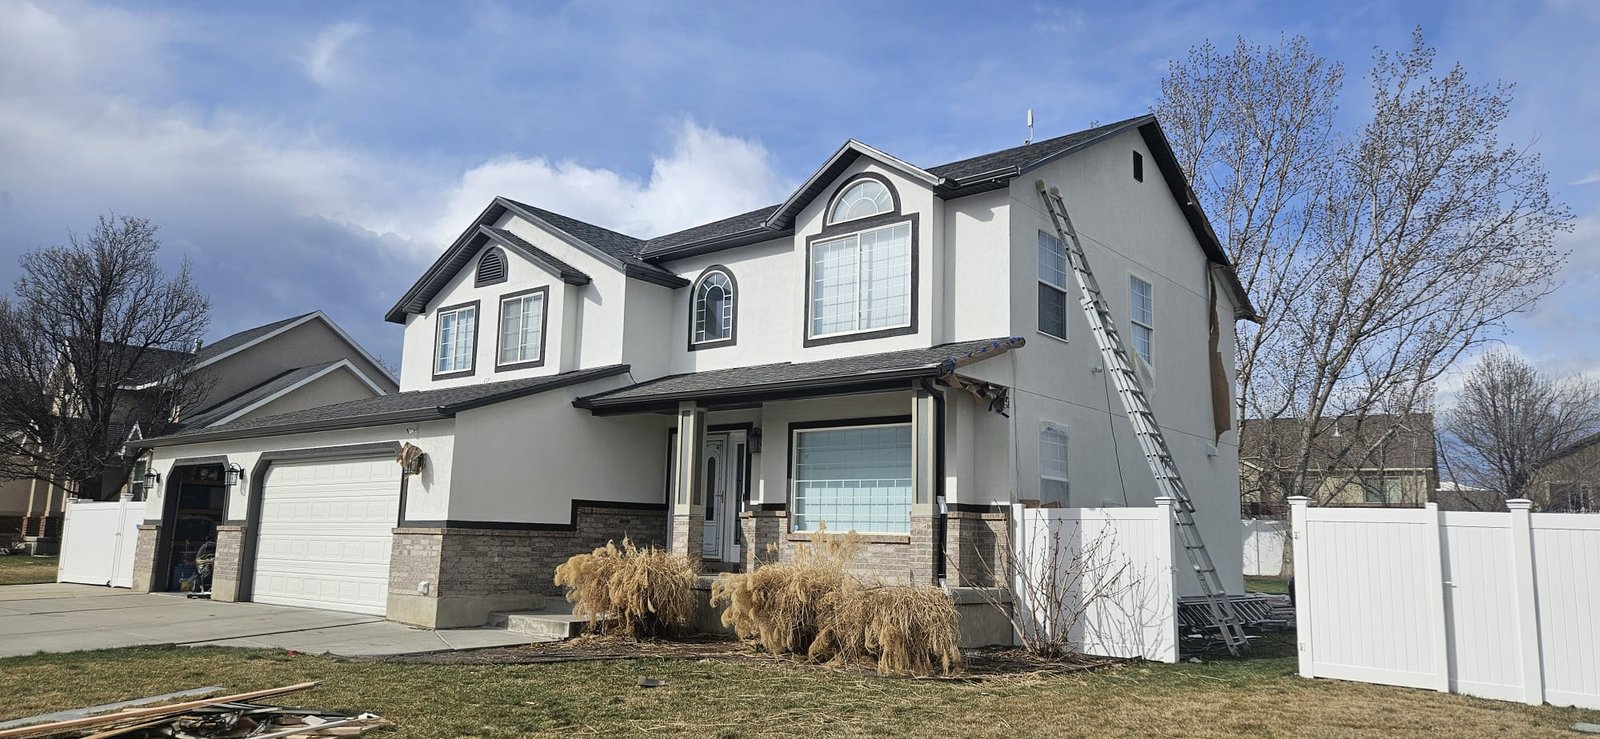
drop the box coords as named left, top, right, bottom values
left=737, top=510, right=936, bottom=584
left=388, top=504, right=667, bottom=628
left=210, top=524, right=247, bottom=601
left=131, top=524, right=160, bottom=592
left=945, top=509, right=1008, bottom=588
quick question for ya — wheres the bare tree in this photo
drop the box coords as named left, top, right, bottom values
left=0, top=215, right=211, bottom=499
left=1160, top=30, right=1572, bottom=513
left=1441, top=350, right=1600, bottom=506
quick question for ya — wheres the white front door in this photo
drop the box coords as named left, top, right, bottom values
left=251, top=457, right=399, bottom=616
left=702, top=437, right=727, bottom=559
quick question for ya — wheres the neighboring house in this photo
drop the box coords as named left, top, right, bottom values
left=130, top=114, right=1258, bottom=629
left=0, top=311, right=396, bottom=554
left=1433, top=481, right=1505, bottom=512
left=1239, top=414, right=1438, bottom=515
left=1524, top=433, right=1600, bottom=512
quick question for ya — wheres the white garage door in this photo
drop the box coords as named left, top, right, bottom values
left=251, top=457, right=400, bottom=615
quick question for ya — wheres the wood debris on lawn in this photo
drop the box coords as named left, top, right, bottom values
left=0, top=682, right=391, bottom=739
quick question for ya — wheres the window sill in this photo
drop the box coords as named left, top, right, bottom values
left=1035, top=330, right=1070, bottom=345
left=787, top=532, right=911, bottom=545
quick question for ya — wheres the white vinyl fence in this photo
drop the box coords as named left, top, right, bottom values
left=1241, top=518, right=1287, bottom=577
left=56, top=499, right=141, bottom=588
left=1291, top=497, right=1600, bottom=709
left=1011, top=500, right=1178, bottom=663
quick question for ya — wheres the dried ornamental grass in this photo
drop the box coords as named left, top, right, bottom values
left=709, top=529, right=860, bottom=655
left=553, top=538, right=698, bottom=639
left=811, top=584, right=963, bottom=676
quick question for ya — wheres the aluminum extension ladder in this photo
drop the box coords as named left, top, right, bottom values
left=1036, top=180, right=1251, bottom=656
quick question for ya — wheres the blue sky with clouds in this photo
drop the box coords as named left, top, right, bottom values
left=0, top=0, right=1595, bottom=382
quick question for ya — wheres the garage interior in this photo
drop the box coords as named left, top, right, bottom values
left=155, top=463, right=226, bottom=591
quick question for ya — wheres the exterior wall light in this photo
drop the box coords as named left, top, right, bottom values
left=143, top=469, right=161, bottom=493
left=224, top=463, right=245, bottom=491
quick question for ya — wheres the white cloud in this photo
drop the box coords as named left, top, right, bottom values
left=1571, top=171, right=1600, bottom=186
left=302, top=21, right=367, bottom=86
left=421, top=121, right=791, bottom=249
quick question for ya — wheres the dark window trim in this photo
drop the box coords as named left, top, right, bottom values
left=494, top=286, right=550, bottom=372
left=1038, top=229, right=1069, bottom=340
left=432, top=300, right=481, bottom=380
left=475, top=246, right=508, bottom=287
left=824, top=172, right=902, bottom=227
left=785, top=414, right=914, bottom=534
left=687, top=265, right=738, bottom=351
left=802, top=214, right=919, bottom=348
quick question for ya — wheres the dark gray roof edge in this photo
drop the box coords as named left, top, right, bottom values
left=386, top=200, right=510, bottom=323
left=480, top=226, right=592, bottom=285
left=575, top=337, right=1024, bottom=412
left=496, top=199, right=686, bottom=288
left=440, top=364, right=631, bottom=413
left=645, top=227, right=796, bottom=263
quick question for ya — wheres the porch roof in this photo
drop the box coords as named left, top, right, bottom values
left=574, top=336, right=1024, bottom=415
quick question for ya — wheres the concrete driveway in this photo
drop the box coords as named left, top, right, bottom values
left=0, top=584, right=543, bottom=658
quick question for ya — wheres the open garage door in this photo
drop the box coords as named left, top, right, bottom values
left=251, top=456, right=400, bottom=615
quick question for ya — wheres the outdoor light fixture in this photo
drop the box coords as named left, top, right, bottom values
left=748, top=428, right=763, bottom=453
left=224, top=463, right=245, bottom=491
left=143, top=468, right=161, bottom=492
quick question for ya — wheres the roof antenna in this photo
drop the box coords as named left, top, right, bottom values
left=1024, top=108, right=1035, bottom=145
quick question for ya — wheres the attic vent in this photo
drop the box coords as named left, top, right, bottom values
left=476, top=248, right=507, bottom=286
left=1133, top=151, right=1144, bottom=182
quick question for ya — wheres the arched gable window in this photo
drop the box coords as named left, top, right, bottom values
left=690, top=267, right=737, bottom=348
left=828, top=176, right=895, bottom=224
left=475, top=248, right=507, bottom=287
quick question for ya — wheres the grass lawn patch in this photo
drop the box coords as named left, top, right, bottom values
left=0, top=555, right=57, bottom=586
left=1245, top=575, right=1289, bottom=594
left=0, top=634, right=1594, bottom=737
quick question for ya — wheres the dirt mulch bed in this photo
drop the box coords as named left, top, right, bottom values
left=373, top=633, right=1120, bottom=679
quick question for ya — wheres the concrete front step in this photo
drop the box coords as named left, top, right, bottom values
left=487, top=610, right=590, bottom=640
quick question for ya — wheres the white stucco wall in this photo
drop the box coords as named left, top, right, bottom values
left=142, top=420, right=457, bottom=523
left=447, top=373, right=671, bottom=524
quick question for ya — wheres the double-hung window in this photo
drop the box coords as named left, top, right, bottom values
left=435, top=303, right=477, bottom=375
left=497, top=288, right=546, bottom=368
left=809, top=222, right=912, bottom=339
left=1038, top=230, right=1069, bottom=339
left=1130, top=276, right=1154, bottom=364
left=1040, top=424, right=1069, bottom=505
left=791, top=422, right=912, bottom=534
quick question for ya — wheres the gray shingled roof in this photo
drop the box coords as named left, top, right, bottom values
left=925, top=116, right=1150, bottom=181
left=135, top=365, right=631, bottom=447
left=194, top=313, right=315, bottom=365
left=639, top=205, right=783, bottom=256
left=577, top=337, right=1023, bottom=413
left=499, top=198, right=681, bottom=285
left=178, top=361, right=343, bottom=430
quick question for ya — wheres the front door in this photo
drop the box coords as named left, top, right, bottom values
left=702, top=436, right=727, bottom=560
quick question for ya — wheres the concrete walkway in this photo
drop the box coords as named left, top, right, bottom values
left=0, top=584, right=545, bottom=658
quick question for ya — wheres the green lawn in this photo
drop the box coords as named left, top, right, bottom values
left=1245, top=575, right=1289, bottom=594
left=0, top=635, right=1593, bottom=737
left=0, top=555, right=57, bottom=586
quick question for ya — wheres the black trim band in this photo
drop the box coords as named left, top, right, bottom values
left=399, top=499, right=669, bottom=532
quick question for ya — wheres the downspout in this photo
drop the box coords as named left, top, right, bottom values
left=921, top=378, right=948, bottom=587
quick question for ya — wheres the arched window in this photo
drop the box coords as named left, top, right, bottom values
left=828, top=177, right=894, bottom=224
left=691, top=267, right=736, bottom=348
left=475, top=248, right=507, bottom=287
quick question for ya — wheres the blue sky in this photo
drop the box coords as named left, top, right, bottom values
left=0, top=0, right=1595, bottom=383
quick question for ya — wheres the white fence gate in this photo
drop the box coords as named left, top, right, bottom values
left=1241, top=518, right=1287, bottom=577
left=1291, top=496, right=1600, bottom=709
left=56, top=499, right=141, bottom=588
left=1011, top=500, right=1178, bottom=663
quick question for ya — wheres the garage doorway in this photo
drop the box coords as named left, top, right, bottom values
left=152, top=463, right=227, bottom=592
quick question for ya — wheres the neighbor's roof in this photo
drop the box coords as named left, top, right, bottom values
left=576, top=337, right=1023, bottom=415
left=1240, top=414, right=1437, bottom=472
left=177, top=361, right=344, bottom=429
left=134, top=365, right=631, bottom=447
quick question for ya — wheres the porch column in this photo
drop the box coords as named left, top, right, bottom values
left=670, top=402, right=707, bottom=559
left=910, top=385, right=939, bottom=583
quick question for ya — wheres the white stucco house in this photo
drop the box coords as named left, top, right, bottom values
left=129, top=114, right=1258, bottom=629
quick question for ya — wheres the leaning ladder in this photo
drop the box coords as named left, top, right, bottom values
left=1036, top=180, right=1251, bottom=656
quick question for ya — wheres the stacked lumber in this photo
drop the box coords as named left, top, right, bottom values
left=0, top=683, right=390, bottom=738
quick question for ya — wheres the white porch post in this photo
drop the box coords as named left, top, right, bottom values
left=670, top=402, right=706, bottom=558
left=911, top=385, right=938, bottom=583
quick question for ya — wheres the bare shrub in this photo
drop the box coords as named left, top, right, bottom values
left=553, top=538, right=697, bottom=639
left=710, top=530, right=857, bottom=655
left=811, top=584, right=962, bottom=676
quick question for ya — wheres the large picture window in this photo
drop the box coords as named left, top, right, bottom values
left=791, top=422, right=912, bottom=534
left=434, top=303, right=477, bottom=376
left=809, top=222, right=912, bottom=339
left=497, top=288, right=547, bottom=368
left=1039, top=230, right=1069, bottom=339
